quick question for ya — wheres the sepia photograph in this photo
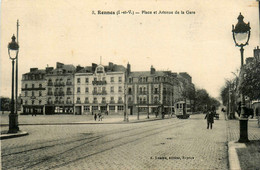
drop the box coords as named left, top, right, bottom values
left=0, top=0, right=259, bottom=169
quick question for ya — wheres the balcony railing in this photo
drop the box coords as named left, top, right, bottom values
left=66, top=101, right=73, bottom=104
left=84, top=100, right=89, bottom=104
left=76, top=100, right=81, bottom=104
left=110, top=100, right=115, bottom=104
left=47, top=101, right=53, bottom=104
left=54, top=82, right=65, bottom=86
left=92, top=91, right=107, bottom=95
left=66, top=91, right=72, bottom=95
left=54, top=91, right=65, bottom=96
left=66, top=82, right=73, bottom=86
left=118, top=100, right=123, bottom=104
left=101, top=100, right=107, bottom=104
left=92, top=80, right=107, bottom=85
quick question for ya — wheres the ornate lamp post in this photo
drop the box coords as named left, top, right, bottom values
left=232, top=13, right=251, bottom=143
left=8, top=34, right=20, bottom=133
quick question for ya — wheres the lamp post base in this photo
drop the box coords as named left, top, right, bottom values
left=238, top=118, right=249, bottom=143
left=8, top=114, right=19, bottom=133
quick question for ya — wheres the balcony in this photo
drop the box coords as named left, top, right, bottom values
left=47, top=101, right=53, bottom=104
left=92, top=91, right=107, bottom=95
left=118, top=100, right=123, bottom=104
left=101, top=100, right=107, bottom=104
left=110, top=100, right=115, bottom=104
left=84, top=100, right=89, bottom=104
left=66, top=101, right=73, bottom=104
left=54, top=82, right=65, bottom=86
left=54, top=91, right=65, bottom=96
left=66, top=91, right=72, bottom=95
left=93, top=100, right=98, bottom=104
left=76, top=100, right=81, bottom=104
left=66, top=82, right=73, bottom=86
left=92, top=80, right=107, bottom=85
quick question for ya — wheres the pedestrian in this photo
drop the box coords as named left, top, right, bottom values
left=94, top=113, right=97, bottom=121
left=205, top=107, right=214, bottom=129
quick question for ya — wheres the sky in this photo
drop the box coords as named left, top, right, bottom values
left=0, top=0, right=259, bottom=99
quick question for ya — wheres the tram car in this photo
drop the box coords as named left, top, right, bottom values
left=174, top=101, right=192, bottom=119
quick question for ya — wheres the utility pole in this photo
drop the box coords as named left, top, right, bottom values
left=15, top=20, right=19, bottom=115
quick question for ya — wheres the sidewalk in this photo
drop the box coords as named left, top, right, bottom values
left=227, top=118, right=260, bottom=170
left=0, top=113, right=173, bottom=140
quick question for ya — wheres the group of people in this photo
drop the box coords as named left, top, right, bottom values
left=94, top=112, right=103, bottom=121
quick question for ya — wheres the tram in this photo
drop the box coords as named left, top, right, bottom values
left=174, top=101, right=192, bottom=119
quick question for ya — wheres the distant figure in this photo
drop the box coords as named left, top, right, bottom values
left=98, top=112, right=103, bottom=121
left=205, top=107, right=214, bottom=129
left=94, top=113, right=97, bottom=121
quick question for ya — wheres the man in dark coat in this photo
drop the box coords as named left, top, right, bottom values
left=205, top=109, right=214, bottom=129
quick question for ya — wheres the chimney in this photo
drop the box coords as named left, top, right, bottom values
left=30, top=68, right=38, bottom=72
left=56, top=62, right=64, bottom=69
left=92, top=63, right=97, bottom=72
left=150, top=65, right=156, bottom=74
left=127, top=62, right=131, bottom=75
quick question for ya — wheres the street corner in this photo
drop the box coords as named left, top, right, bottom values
left=0, top=130, right=29, bottom=140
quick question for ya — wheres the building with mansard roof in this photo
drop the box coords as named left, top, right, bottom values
left=74, top=62, right=126, bottom=115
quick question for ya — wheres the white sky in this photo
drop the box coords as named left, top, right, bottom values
left=0, top=0, right=259, bottom=99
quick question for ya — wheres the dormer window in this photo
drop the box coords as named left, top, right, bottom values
left=97, top=66, right=104, bottom=73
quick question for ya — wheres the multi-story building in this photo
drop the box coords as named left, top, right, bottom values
left=21, top=68, right=47, bottom=114
left=45, top=62, right=75, bottom=114
left=74, top=62, right=126, bottom=115
left=21, top=61, right=194, bottom=116
left=126, top=65, right=175, bottom=115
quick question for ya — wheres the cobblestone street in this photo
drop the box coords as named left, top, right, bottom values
left=1, top=114, right=228, bottom=170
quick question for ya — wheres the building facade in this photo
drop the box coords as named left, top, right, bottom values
left=21, top=68, right=47, bottom=114
left=45, top=62, right=75, bottom=114
left=21, top=62, right=194, bottom=116
left=74, top=62, right=126, bottom=115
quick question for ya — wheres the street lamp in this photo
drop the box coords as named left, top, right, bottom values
left=8, top=34, right=20, bottom=133
left=232, top=13, right=251, bottom=143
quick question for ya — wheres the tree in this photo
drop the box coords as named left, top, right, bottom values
left=239, top=60, right=260, bottom=100
left=0, top=97, right=11, bottom=113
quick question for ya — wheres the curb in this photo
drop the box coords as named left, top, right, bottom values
left=0, top=117, right=172, bottom=126
left=0, top=131, right=29, bottom=140
left=228, top=141, right=246, bottom=170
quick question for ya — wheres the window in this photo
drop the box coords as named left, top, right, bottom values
left=77, top=87, right=80, bottom=93
left=85, top=87, right=89, bottom=93
left=77, top=78, right=81, bottom=83
left=39, top=84, right=42, bottom=88
left=102, top=77, right=106, bottom=81
left=77, top=97, right=80, bottom=101
left=85, top=97, right=89, bottom=101
left=110, top=86, right=114, bottom=93
left=102, top=87, right=106, bottom=92
left=118, top=106, right=124, bottom=111
left=39, top=91, right=42, bottom=96
left=109, top=106, right=115, bottom=111
left=84, top=106, right=90, bottom=112
left=39, top=100, right=42, bottom=105
left=32, top=91, right=34, bottom=96
left=93, top=97, right=98, bottom=103
left=129, top=78, right=132, bottom=83
left=102, top=97, right=106, bottom=102
left=94, top=77, right=97, bottom=81
left=94, top=87, right=97, bottom=92
left=85, top=78, right=89, bottom=83
left=111, top=97, right=114, bottom=101
left=139, top=87, right=142, bottom=93
left=25, top=100, right=28, bottom=104
left=119, top=77, right=122, bottom=82
left=118, top=97, right=122, bottom=102
left=92, top=106, right=98, bottom=111
left=110, top=77, right=114, bottom=82
left=154, top=88, right=158, bottom=94
left=119, top=86, right=122, bottom=92
left=25, top=91, right=28, bottom=97
left=32, top=84, right=35, bottom=88
left=32, top=100, right=34, bottom=105
left=25, top=84, right=28, bottom=88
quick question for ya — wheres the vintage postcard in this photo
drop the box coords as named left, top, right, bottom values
left=1, top=0, right=259, bottom=169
